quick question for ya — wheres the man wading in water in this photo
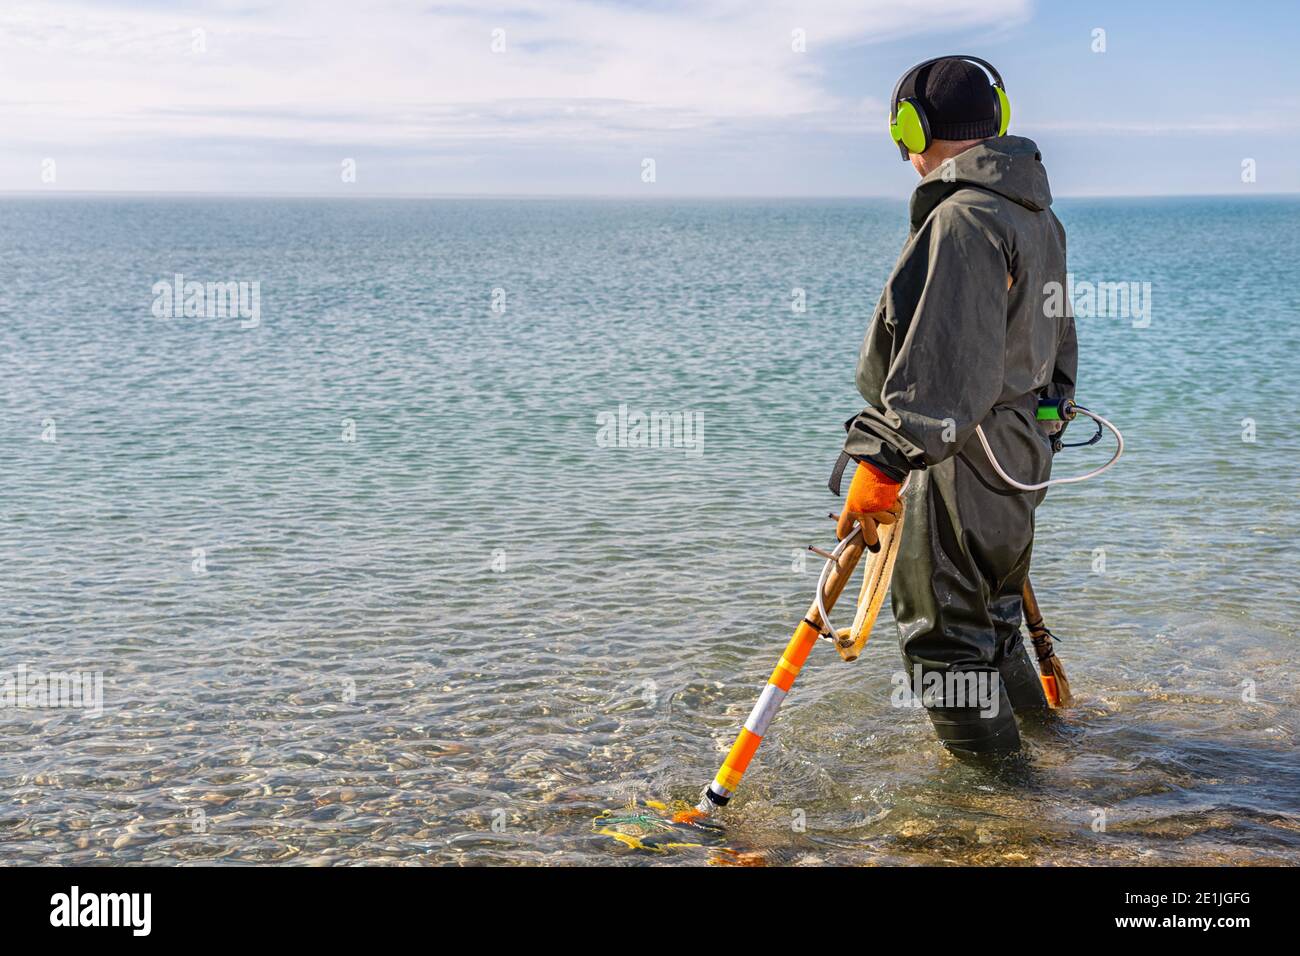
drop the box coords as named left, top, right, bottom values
left=834, top=56, right=1076, bottom=756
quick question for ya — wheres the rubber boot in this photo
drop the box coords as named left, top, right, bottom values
left=999, top=641, right=1049, bottom=716
left=922, top=668, right=1021, bottom=758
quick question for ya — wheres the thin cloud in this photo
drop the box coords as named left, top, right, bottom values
left=1031, top=117, right=1300, bottom=135
left=0, top=0, right=1028, bottom=156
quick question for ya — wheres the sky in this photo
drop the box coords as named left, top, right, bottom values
left=3, top=0, right=1298, bottom=196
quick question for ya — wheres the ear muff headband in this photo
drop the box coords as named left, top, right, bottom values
left=888, top=55, right=1009, bottom=159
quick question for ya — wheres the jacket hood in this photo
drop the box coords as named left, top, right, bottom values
left=910, top=135, right=1052, bottom=229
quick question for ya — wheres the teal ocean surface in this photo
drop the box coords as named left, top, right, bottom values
left=1, top=196, right=1297, bottom=865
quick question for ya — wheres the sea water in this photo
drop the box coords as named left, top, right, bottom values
left=1, top=195, right=1296, bottom=864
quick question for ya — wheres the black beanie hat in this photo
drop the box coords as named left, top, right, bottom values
left=900, top=58, right=998, bottom=141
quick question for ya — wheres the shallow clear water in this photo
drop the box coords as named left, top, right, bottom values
left=1, top=196, right=1297, bottom=865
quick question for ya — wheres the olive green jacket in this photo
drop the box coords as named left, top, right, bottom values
left=845, top=135, right=1076, bottom=481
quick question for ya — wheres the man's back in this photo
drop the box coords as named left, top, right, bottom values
left=847, top=135, right=1075, bottom=485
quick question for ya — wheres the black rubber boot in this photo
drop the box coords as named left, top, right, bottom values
left=998, top=639, right=1049, bottom=716
left=921, top=668, right=1021, bottom=758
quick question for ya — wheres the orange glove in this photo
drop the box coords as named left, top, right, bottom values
left=836, top=461, right=903, bottom=545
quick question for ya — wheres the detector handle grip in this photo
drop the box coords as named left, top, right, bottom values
left=1036, top=398, right=1077, bottom=422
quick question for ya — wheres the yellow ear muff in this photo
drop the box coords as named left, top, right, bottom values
left=891, top=99, right=929, bottom=155
left=995, top=86, right=1011, bottom=136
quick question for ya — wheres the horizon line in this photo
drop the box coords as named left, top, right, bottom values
left=1, top=189, right=1293, bottom=202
